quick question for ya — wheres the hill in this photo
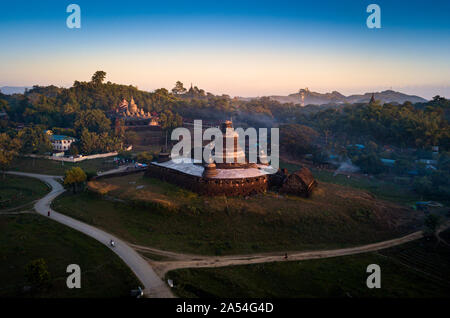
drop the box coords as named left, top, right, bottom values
left=167, top=230, right=450, bottom=298
left=254, top=89, right=428, bottom=105
left=0, top=86, right=32, bottom=95
left=52, top=172, right=422, bottom=256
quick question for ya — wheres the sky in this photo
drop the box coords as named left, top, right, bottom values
left=0, top=0, right=449, bottom=99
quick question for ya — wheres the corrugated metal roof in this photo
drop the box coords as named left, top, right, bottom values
left=50, top=135, right=76, bottom=141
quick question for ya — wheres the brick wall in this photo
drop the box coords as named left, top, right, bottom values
left=145, top=164, right=269, bottom=196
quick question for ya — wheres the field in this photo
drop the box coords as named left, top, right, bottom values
left=166, top=231, right=450, bottom=298
left=280, top=160, right=418, bottom=206
left=0, top=175, right=50, bottom=210
left=0, top=214, right=140, bottom=298
left=52, top=172, right=422, bottom=255
left=9, top=157, right=118, bottom=176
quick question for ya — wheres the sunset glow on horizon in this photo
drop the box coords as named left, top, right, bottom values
left=1, top=0, right=449, bottom=98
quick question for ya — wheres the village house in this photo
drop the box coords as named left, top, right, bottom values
left=46, top=131, right=76, bottom=152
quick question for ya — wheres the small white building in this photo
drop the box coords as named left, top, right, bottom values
left=49, top=134, right=76, bottom=152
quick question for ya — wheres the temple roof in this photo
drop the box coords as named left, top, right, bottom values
left=152, top=158, right=276, bottom=179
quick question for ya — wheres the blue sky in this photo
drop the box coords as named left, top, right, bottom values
left=1, top=0, right=449, bottom=98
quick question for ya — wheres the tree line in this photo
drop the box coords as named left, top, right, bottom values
left=1, top=72, right=449, bottom=172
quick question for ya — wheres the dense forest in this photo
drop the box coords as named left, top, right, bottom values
left=0, top=70, right=449, bottom=160
left=1, top=71, right=449, bottom=199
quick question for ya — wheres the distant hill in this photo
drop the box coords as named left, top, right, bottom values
left=345, top=90, right=427, bottom=104
left=0, top=86, right=32, bottom=95
left=243, top=89, right=428, bottom=105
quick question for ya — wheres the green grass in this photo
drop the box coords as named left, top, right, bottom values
left=9, top=157, right=118, bottom=176
left=280, top=160, right=417, bottom=205
left=52, top=172, right=421, bottom=255
left=166, top=233, right=450, bottom=298
left=0, top=214, right=140, bottom=298
left=0, top=175, right=50, bottom=209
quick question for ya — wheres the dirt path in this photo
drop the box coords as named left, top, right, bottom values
left=6, top=171, right=173, bottom=298
left=130, top=230, right=433, bottom=277
left=9, top=171, right=447, bottom=295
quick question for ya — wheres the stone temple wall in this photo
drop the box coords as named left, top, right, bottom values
left=145, top=164, right=269, bottom=196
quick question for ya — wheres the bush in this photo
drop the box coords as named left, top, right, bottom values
left=25, top=258, right=51, bottom=291
left=64, top=167, right=87, bottom=193
left=137, top=151, right=154, bottom=164
left=353, top=152, right=385, bottom=175
left=413, top=176, right=433, bottom=196
left=424, top=214, right=441, bottom=235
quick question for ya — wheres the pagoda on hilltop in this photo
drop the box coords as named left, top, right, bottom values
left=145, top=120, right=317, bottom=197
left=108, top=97, right=159, bottom=127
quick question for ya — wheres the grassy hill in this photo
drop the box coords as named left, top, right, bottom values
left=52, top=172, right=422, bottom=255
left=0, top=175, right=49, bottom=210
left=166, top=231, right=450, bottom=298
left=0, top=214, right=140, bottom=297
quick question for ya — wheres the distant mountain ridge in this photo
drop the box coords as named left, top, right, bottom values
left=243, top=89, right=428, bottom=105
left=0, top=86, right=32, bottom=95
left=1, top=85, right=428, bottom=105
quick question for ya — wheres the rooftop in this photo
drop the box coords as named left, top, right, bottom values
left=50, top=135, right=76, bottom=141
left=152, top=158, right=277, bottom=179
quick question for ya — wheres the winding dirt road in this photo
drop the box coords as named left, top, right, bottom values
left=131, top=230, right=425, bottom=277
left=6, top=171, right=173, bottom=298
left=7, top=170, right=443, bottom=295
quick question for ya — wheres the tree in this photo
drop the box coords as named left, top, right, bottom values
left=171, top=81, right=186, bottom=95
left=25, top=258, right=51, bottom=291
left=0, top=133, right=21, bottom=178
left=413, top=176, right=433, bottom=196
left=91, top=71, right=106, bottom=85
left=394, top=158, right=411, bottom=175
left=424, top=214, right=441, bottom=236
left=64, top=167, right=87, bottom=193
left=68, top=143, right=79, bottom=156
left=312, top=149, right=328, bottom=165
left=124, top=130, right=138, bottom=146
left=118, top=150, right=134, bottom=162
left=279, top=124, right=319, bottom=156
left=353, top=152, right=385, bottom=175
left=137, top=151, right=154, bottom=164
left=80, top=129, right=99, bottom=154
left=17, top=126, right=52, bottom=155
left=0, top=98, right=9, bottom=112
left=159, top=110, right=183, bottom=131
left=74, top=110, right=111, bottom=134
